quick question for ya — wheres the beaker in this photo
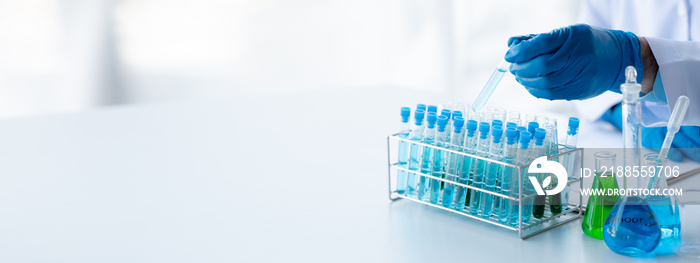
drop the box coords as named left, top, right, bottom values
left=677, top=189, right=700, bottom=258
left=582, top=151, right=620, bottom=239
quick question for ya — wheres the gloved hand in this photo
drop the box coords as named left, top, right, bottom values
left=602, top=103, right=700, bottom=163
left=505, top=24, right=644, bottom=100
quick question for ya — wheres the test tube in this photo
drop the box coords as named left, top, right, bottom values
left=525, top=114, right=537, bottom=126
left=406, top=109, right=426, bottom=197
left=508, top=111, right=521, bottom=126
left=429, top=115, right=450, bottom=204
left=480, top=125, right=504, bottom=218
left=416, top=113, right=438, bottom=200
left=397, top=107, right=412, bottom=194
left=443, top=117, right=466, bottom=208
left=492, top=108, right=506, bottom=122
left=472, top=58, right=511, bottom=112
left=469, top=122, right=491, bottom=215
left=536, top=115, right=549, bottom=127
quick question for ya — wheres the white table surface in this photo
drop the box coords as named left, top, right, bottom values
left=0, top=88, right=698, bottom=262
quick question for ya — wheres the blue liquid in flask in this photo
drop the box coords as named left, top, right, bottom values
left=646, top=194, right=681, bottom=255
left=603, top=196, right=662, bottom=257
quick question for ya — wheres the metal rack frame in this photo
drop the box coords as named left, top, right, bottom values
left=387, top=133, right=584, bottom=239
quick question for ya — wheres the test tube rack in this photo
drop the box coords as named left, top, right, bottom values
left=387, top=133, right=584, bottom=239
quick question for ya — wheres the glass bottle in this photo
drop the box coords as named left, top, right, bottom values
left=582, top=151, right=620, bottom=239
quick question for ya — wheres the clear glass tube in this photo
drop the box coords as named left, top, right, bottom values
left=397, top=108, right=412, bottom=194
left=406, top=110, right=426, bottom=197
left=428, top=115, right=450, bottom=204
left=480, top=128, right=503, bottom=218
left=472, top=59, right=510, bottom=112
left=525, top=114, right=536, bottom=127
left=508, top=111, right=521, bottom=126
left=493, top=108, right=506, bottom=122
left=453, top=121, right=478, bottom=210
left=499, top=129, right=519, bottom=224
left=442, top=119, right=466, bottom=208
left=417, top=115, right=437, bottom=200
left=468, top=123, right=491, bottom=214
left=536, top=115, right=549, bottom=127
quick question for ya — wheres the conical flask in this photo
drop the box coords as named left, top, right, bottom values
left=603, top=195, right=662, bottom=256
left=602, top=155, right=664, bottom=256
left=582, top=151, right=620, bottom=239
left=602, top=66, right=662, bottom=257
left=643, top=153, right=681, bottom=255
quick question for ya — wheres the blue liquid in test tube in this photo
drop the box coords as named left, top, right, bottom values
left=417, top=113, right=438, bottom=201
left=442, top=117, right=465, bottom=208
left=479, top=125, right=504, bottom=218
left=509, top=131, right=533, bottom=226
left=429, top=116, right=450, bottom=204
left=396, top=107, right=411, bottom=194
left=406, top=109, right=426, bottom=197
left=472, top=59, right=511, bottom=112
left=453, top=120, right=478, bottom=211
left=469, top=122, right=491, bottom=215
left=498, top=128, right=519, bottom=223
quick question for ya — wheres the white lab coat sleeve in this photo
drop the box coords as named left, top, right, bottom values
left=645, top=37, right=700, bottom=127
left=572, top=0, right=620, bottom=122
left=638, top=71, right=670, bottom=128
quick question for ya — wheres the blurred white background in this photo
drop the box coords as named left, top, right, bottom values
left=0, top=0, right=580, bottom=119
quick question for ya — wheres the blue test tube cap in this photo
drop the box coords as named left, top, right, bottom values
left=417, top=104, right=426, bottom=112
left=466, top=120, right=478, bottom=137
left=453, top=111, right=463, bottom=120
left=453, top=116, right=465, bottom=133
left=519, top=131, right=532, bottom=148
left=427, top=105, right=438, bottom=113
left=492, top=119, right=503, bottom=128
left=516, top=126, right=527, bottom=140
left=426, top=112, right=437, bottom=128
left=568, top=117, right=580, bottom=135
left=534, top=128, right=546, bottom=145
left=441, top=109, right=452, bottom=119
left=414, top=109, right=425, bottom=125
left=401, top=107, right=411, bottom=123
left=437, top=115, right=449, bottom=132
left=492, top=126, right=503, bottom=143
left=506, top=122, right=517, bottom=129
left=528, top=121, right=539, bottom=134
left=478, top=122, right=490, bottom=139
left=506, top=128, right=518, bottom=145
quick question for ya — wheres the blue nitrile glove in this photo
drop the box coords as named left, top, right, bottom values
left=505, top=24, right=644, bottom=100
left=602, top=103, right=700, bottom=163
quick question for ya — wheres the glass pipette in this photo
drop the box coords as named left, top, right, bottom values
left=647, top=95, right=690, bottom=190
left=658, top=95, right=690, bottom=161
left=472, top=59, right=511, bottom=112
